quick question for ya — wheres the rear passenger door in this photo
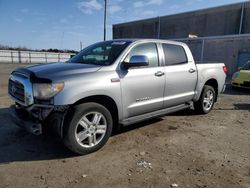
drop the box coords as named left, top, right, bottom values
left=161, top=43, right=197, bottom=108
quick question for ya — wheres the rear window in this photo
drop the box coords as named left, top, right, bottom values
left=162, top=43, right=187, bottom=66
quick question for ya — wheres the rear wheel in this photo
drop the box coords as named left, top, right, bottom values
left=194, top=85, right=216, bottom=114
left=63, top=102, right=113, bottom=155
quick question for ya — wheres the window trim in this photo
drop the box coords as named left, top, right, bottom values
left=161, top=43, right=188, bottom=66
left=119, top=42, right=160, bottom=69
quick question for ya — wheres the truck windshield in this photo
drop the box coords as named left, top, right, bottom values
left=68, top=41, right=130, bottom=66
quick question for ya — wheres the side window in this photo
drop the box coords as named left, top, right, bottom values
left=162, top=43, right=188, bottom=66
left=126, top=43, right=159, bottom=67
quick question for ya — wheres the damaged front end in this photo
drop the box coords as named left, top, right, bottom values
left=8, top=69, right=68, bottom=137
left=10, top=103, right=68, bottom=137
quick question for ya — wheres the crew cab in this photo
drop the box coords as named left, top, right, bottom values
left=8, top=39, right=227, bottom=154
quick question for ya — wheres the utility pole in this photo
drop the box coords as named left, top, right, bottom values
left=104, top=0, right=107, bottom=41
left=80, top=41, right=82, bottom=51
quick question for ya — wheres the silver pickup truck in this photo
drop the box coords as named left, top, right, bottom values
left=8, top=39, right=227, bottom=154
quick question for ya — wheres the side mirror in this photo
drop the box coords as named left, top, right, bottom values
left=123, top=55, right=149, bottom=68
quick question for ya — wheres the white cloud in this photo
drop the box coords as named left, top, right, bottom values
left=169, top=4, right=181, bottom=11
left=59, top=19, right=69, bottom=24
left=133, top=0, right=163, bottom=8
left=21, top=9, right=29, bottom=13
left=134, top=1, right=144, bottom=8
left=77, top=0, right=102, bottom=15
left=187, top=0, right=203, bottom=5
left=147, top=0, right=163, bottom=6
left=108, top=4, right=122, bottom=14
left=142, top=10, right=156, bottom=16
left=15, top=18, right=23, bottom=23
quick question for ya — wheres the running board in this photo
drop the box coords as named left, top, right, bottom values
left=120, top=103, right=191, bottom=126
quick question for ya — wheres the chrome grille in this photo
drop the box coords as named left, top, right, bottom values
left=9, top=79, right=25, bottom=103
left=8, top=73, right=34, bottom=106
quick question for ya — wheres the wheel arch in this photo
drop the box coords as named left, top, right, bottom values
left=194, top=78, right=219, bottom=102
left=62, top=95, right=119, bottom=138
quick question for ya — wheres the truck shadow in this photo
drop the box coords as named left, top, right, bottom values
left=0, top=107, right=162, bottom=164
left=1, top=101, right=248, bottom=164
left=0, top=107, right=77, bottom=164
left=114, top=118, right=162, bottom=136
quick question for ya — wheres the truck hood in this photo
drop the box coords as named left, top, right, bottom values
left=16, top=62, right=101, bottom=80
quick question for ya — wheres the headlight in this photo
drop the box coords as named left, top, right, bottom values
left=232, top=72, right=239, bottom=79
left=33, top=83, right=64, bottom=99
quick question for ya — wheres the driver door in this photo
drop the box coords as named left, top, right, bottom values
left=119, top=42, right=165, bottom=119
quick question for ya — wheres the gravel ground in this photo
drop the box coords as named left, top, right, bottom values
left=0, top=63, right=249, bottom=188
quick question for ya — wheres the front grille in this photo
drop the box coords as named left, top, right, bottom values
left=9, top=79, right=25, bottom=103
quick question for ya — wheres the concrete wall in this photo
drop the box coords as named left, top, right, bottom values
left=113, top=2, right=250, bottom=39
left=0, top=50, right=75, bottom=64
left=113, top=2, right=250, bottom=77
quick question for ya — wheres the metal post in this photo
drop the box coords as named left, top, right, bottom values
left=104, top=0, right=107, bottom=41
left=239, top=2, right=245, bottom=34
left=11, top=51, right=13, bottom=63
left=29, top=52, right=31, bottom=63
left=18, top=51, right=21, bottom=63
left=200, top=39, right=205, bottom=62
left=58, top=54, right=60, bottom=62
left=45, top=53, right=47, bottom=63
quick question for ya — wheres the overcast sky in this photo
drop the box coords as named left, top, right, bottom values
left=0, top=0, right=246, bottom=50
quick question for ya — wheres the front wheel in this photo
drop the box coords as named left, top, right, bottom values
left=63, top=102, right=113, bottom=155
left=194, top=85, right=216, bottom=114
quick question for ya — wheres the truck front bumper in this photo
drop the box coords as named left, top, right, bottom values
left=9, top=105, right=42, bottom=135
left=9, top=104, right=68, bottom=137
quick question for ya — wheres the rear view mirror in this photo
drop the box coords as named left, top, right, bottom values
left=123, top=55, right=149, bottom=68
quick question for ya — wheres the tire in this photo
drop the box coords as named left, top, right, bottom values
left=194, top=85, right=216, bottom=114
left=63, top=102, right=113, bottom=155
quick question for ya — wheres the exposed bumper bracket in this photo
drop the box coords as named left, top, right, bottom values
left=9, top=105, right=42, bottom=135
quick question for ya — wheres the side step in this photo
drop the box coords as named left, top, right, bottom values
left=120, top=103, right=192, bottom=126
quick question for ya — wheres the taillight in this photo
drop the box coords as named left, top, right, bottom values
left=223, top=66, right=227, bottom=74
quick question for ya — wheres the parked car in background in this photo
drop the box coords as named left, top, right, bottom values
left=8, top=39, right=227, bottom=154
left=231, top=61, right=250, bottom=89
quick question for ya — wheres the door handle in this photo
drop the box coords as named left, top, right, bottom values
left=155, top=71, right=165, bottom=77
left=189, top=68, right=196, bottom=73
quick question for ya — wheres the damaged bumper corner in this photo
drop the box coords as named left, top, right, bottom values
left=9, top=105, right=42, bottom=135
left=9, top=104, right=68, bottom=137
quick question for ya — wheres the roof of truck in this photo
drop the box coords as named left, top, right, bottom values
left=110, top=38, right=186, bottom=46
